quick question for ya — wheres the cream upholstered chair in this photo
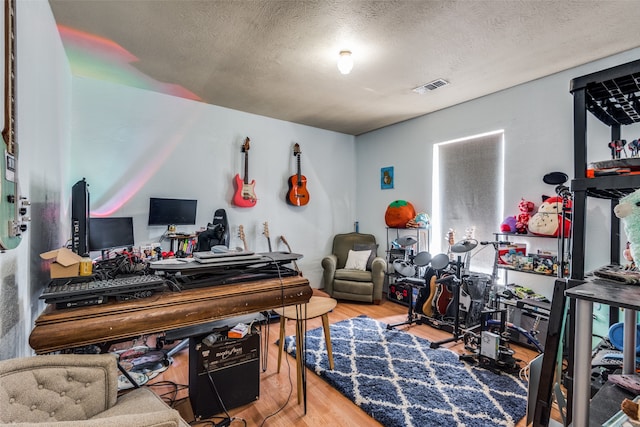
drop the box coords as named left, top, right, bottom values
left=0, top=353, right=189, bottom=427
left=321, top=232, right=386, bottom=304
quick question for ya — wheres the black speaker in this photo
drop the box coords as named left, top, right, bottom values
left=189, top=330, right=260, bottom=420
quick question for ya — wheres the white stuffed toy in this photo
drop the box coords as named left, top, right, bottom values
left=614, top=188, right=640, bottom=264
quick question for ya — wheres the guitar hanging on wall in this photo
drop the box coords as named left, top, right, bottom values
left=232, top=137, right=257, bottom=208
left=0, top=0, right=28, bottom=250
left=286, top=143, right=309, bottom=206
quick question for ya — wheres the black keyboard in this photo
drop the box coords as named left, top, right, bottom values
left=41, top=275, right=166, bottom=306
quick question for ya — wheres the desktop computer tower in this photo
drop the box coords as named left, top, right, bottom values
left=189, top=329, right=260, bottom=420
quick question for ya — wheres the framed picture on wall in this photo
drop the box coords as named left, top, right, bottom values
left=381, top=166, right=394, bottom=189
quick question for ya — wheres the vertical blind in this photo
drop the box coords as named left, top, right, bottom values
left=436, top=132, right=503, bottom=273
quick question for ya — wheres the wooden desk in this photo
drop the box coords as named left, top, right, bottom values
left=30, top=275, right=311, bottom=354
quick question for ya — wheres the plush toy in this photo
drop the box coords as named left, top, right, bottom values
left=614, top=188, right=640, bottom=264
left=385, top=200, right=417, bottom=228
left=406, top=212, right=431, bottom=229
left=500, top=216, right=517, bottom=233
left=500, top=198, right=535, bottom=234
left=515, top=198, right=535, bottom=234
left=528, top=195, right=572, bottom=237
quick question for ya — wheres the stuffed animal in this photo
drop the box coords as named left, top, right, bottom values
left=500, top=198, right=535, bottom=234
left=614, top=188, right=640, bottom=264
left=515, top=198, right=535, bottom=234
left=500, top=216, right=517, bottom=233
left=385, top=200, right=416, bottom=228
left=528, top=195, right=572, bottom=237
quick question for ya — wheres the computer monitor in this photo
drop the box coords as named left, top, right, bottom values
left=89, top=217, right=135, bottom=252
left=148, top=197, right=197, bottom=226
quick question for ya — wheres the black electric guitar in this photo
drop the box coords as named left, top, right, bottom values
left=0, top=0, right=28, bottom=250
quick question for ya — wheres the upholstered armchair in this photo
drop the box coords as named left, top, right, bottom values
left=0, top=353, right=189, bottom=427
left=321, top=232, right=386, bottom=304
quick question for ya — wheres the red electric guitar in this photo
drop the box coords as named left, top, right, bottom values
left=434, top=229, right=455, bottom=316
left=232, top=137, right=257, bottom=208
left=286, top=143, right=309, bottom=206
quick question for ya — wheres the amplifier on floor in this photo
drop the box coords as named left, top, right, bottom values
left=189, top=328, right=260, bottom=420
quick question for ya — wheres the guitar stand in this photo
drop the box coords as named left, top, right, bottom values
left=430, top=257, right=465, bottom=349
left=386, top=277, right=425, bottom=330
left=429, top=280, right=464, bottom=348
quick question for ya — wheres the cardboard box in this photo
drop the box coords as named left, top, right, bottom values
left=40, top=248, right=82, bottom=278
left=498, top=243, right=527, bottom=265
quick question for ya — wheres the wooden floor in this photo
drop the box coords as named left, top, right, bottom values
left=145, top=297, right=548, bottom=426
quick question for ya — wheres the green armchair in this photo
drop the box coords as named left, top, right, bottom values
left=321, top=232, right=386, bottom=304
left=0, top=353, right=189, bottom=427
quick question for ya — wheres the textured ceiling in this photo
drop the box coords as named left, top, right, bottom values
left=48, top=0, right=640, bottom=136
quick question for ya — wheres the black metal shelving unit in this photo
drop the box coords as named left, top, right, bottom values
left=539, top=58, right=640, bottom=426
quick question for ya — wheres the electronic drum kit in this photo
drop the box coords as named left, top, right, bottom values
left=392, top=235, right=450, bottom=278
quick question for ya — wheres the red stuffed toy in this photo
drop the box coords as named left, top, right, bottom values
left=528, top=195, right=572, bottom=237
left=515, top=198, right=535, bottom=234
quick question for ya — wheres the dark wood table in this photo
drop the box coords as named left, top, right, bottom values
left=30, top=275, right=312, bottom=354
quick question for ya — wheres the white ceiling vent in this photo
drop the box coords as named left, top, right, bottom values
left=412, top=79, right=449, bottom=94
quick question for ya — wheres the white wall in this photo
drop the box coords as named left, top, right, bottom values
left=0, top=0, right=71, bottom=359
left=356, top=47, right=640, bottom=300
left=69, top=78, right=356, bottom=289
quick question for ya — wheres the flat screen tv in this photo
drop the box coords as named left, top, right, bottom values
left=89, top=217, right=135, bottom=252
left=148, top=197, right=197, bottom=226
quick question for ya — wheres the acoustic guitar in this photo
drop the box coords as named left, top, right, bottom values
left=286, top=143, right=309, bottom=206
left=232, top=137, right=257, bottom=208
left=0, top=0, right=28, bottom=250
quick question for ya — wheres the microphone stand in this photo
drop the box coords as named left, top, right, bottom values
left=556, top=186, right=572, bottom=278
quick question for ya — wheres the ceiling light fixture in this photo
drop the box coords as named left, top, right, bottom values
left=337, top=50, right=353, bottom=75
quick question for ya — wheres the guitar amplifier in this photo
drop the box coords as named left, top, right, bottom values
left=189, top=328, right=260, bottom=419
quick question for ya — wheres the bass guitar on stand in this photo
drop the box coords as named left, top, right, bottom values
left=238, top=225, right=249, bottom=251
left=280, top=235, right=301, bottom=274
left=262, top=222, right=272, bottom=252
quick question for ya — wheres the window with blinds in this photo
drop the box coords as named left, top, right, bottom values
left=432, top=130, right=504, bottom=273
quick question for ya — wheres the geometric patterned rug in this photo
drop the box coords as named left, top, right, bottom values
left=283, top=315, right=528, bottom=427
